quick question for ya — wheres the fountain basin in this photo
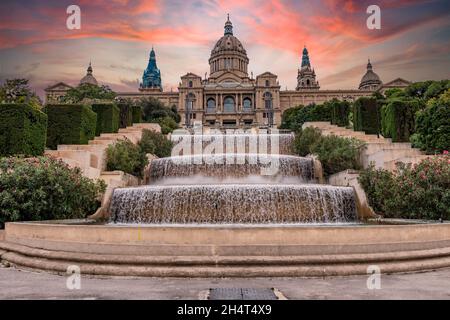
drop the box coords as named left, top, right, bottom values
left=2, top=221, right=450, bottom=277
left=109, top=184, right=356, bottom=224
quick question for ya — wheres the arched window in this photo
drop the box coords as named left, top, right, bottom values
left=224, top=96, right=235, bottom=113
left=265, top=80, right=270, bottom=87
left=243, top=98, right=252, bottom=111
left=189, top=81, right=193, bottom=88
left=207, top=98, right=216, bottom=113
left=306, top=79, right=310, bottom=86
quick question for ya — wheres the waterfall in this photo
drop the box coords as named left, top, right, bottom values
left=109, top=132, right=358, bottom=224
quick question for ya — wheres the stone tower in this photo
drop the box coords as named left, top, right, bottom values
left=141, top=47, right=162, bottom=91
left=296, top=47, right=320, bottom=90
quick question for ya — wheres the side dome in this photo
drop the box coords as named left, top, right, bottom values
left=359, top=60, right=382, bottom=90
left=80, top=62, right=98, bottom=86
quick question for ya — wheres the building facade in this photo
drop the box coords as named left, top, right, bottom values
left=46, top=16, right=411, bottom=129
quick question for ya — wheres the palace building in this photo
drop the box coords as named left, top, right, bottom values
left=45, top=15, right=411, bottom=129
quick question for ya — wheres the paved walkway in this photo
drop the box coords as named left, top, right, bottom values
left=1, top=265, right=450, bottom=300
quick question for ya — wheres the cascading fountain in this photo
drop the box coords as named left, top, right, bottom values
left=147, top=154, right=315, bottom=184
left=109, top=132, right=358, bottom=224
left=170, top=133, right=296, bottom=155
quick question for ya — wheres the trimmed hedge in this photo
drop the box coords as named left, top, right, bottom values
left=412, top=89, right=450, bottom=154
left=132, top=105, right=142, bottom=123
left=353, top=97, right=380, bottom=134
left=279, top=103, right=332, bottom=131
left=330, top=99, right=350, bottom=127
left=118, top=103, right=133, bottom=128
left=381, top=99, right=419, bottom=142
left=92, top=103, right=120, bottom=136
left=46, top=104, right=97, bottom=150
left=0, top=104, right=47, bottom=157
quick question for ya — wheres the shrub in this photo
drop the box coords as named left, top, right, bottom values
left=310, top=135, right=363, bottom=176
left=46, top=104, right=97, bottom=149
left=330, top=99, right=350, bottom=127
left=132, top=105, right=142, bottom=123
left=157, top=116, right=178, bottom=134
left=279, top=103, right=332, bottom=131
left=293, top=127, right=322, bottom=156
left=118, top=103, right=133, bottom=128
left=0, top=157, right=105, bottom=225
left=139, top=97, right=181, bottom=124
left=139, top=129, right=173, bottom=158
left=381, top=99, right=420, bottom=142
left=0, top=104, right=47, bottom=157
left=359, top=156, right=450, bottom=220
left=353, top=97, right=381, bottom=134
left=411, top=89, right=450, bottom=154
left=106, top=139, right=148, bottom=178
left=92, top=103, right=120, bottom=136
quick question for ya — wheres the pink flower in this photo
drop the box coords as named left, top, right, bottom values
left=444, top=150, right=449, bottom=155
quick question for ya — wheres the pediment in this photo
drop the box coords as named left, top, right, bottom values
left=383, top=78, right=411, bottom=87
left=256, top=72, right=278, bottom=79
left=45, top=82, right=73, bottom=91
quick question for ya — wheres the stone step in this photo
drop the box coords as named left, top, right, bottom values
left=46, top=156, right=101, bottom=180
left=2, top=242, right=450, bottom=277
left=45, top=150, right=99, bottom=169
left=384, top=155, right=434, bottom=171
left=89, top=139, right=116, bottom=146
left=363, top=149, right=423, bottom=169
left=56, top=145, right=107, bottom=170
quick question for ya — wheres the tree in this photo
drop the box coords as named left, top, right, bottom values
left=0, top=79, right=42, bottom=109
left=62, top=83, right=116, bottom=103
left=137, top=97, right=180, bottom=133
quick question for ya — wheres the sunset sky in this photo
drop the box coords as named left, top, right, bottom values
left=0, top=0, right=449, bottom=97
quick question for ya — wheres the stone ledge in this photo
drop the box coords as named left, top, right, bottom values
left=3, top=251, right=450, bottom=277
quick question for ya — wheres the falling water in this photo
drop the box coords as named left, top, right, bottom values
left=171, top=134, right=295, bottom=155
left=110, top=185, right=356, bottom=224
left=109, top=132, right=358, bottom=224
left=147, top=154, right=315, bottom=183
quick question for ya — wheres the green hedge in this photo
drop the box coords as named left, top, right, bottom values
left=0, top=104, right=47, bottom=157
left=118, top=103, right=133, bottom=128
left=92, top=103, right=120, bottom=136
left=330, top=100, right=350, bottom=127
left=353, top=97, right=380, bottom=134
left=381, top=99, right=419, bottom=142
left=46, top=104, right=97, bottom=150
left=411, top=89, right=450, bottom=154
left=279, top=103, right=332, bottom=131
left=132, top=105, right=142, bottom=123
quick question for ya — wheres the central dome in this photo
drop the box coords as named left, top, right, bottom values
left=209, top=15, right=249, bottom=80
left=212, top=35, right=247, bottom=55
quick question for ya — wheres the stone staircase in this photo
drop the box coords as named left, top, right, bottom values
left=44, top=123, right=160, bottom=180
left=303, top=122, right=430, bottom=171
left=44, top=123, right=161, bottom=220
